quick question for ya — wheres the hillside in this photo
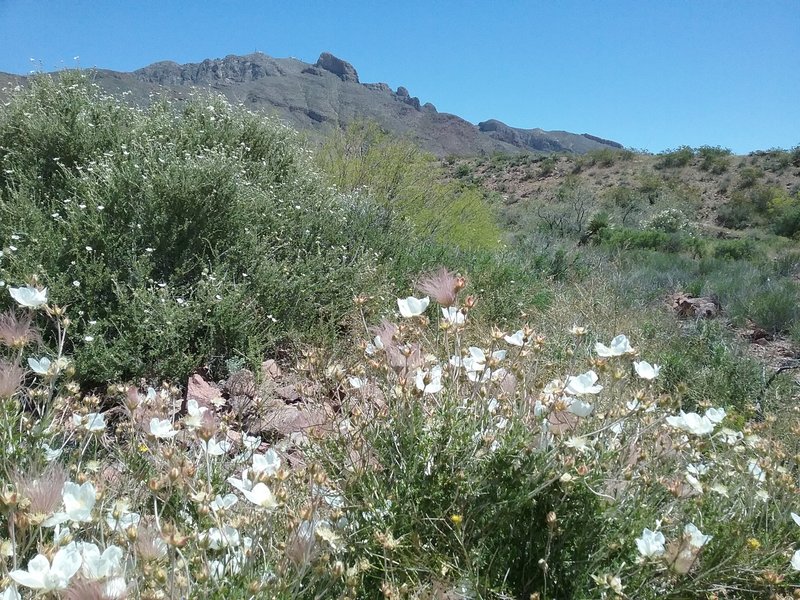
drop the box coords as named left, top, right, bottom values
left=0, top=51, right=622, bottom=157
left=446, top=146, right=800, bottom=235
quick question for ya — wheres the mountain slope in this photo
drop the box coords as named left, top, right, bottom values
left=0, top=52, right=622, bottom=156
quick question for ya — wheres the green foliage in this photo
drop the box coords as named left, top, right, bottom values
left=317, top=120, right=502, bottom=250
left=599, top=228, right=697, bottom=254
left=768, top=189, right=800, bottom=238
left=712, top=238, right=760, bottom=261
left=737, top=165, right=764, bottom=188
left=697, top=145, right=732, bottom=174
left=0, top=74, right=409, bottom=383
left=655, top=146, right=694, bottom=169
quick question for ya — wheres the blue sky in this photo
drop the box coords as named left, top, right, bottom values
left=0, top=0, right=797, bottom=154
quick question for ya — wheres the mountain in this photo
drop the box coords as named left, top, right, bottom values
left=0, top=52, right=623, bottom=156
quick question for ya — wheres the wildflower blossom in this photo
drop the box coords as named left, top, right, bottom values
left=209, top=493, right=238, bottom=513
left=183, top=399, right=208, bottom=429
left=62, top=481, right=96, bottom=522
left=252, top=449, right=281, bottom=476
left=415, top=267, right=464, bottom=307
left=0, top=587, right=20, bottom=600
left=105, top=508, right=140, bottom=532
left=684, top=523, right=712, bottom=548
left=9, top=285, right=48, bottom=309
left=149, top=418, right=178, bottom=439
left=27, top=356, right=51, bottom=375
left=200, top=437, right=232, bottom=456
left=503, top=330, right=527, bottom=346
left=0, top=310, right=39, bottom=348
left=565, top=396, right=594, bottom=417
left=441, top=306, right=466, bottom=325
left=12, top=463, right=67, bottom=521
left=594, top=334, right=634, bottom=357
left=792, top=549, right=800, bottom=571
left=9, top=541, right=82, bottom=591
left=78, top=543, right=124, bottom=579
left=633, top=360, right=660, bottom=380
left=564, top=370, right=603, bottom=395
left=415, top=365, right=443, bottom=394
left=666, top=410, right=719, bottom=436
left=0, top=359, right=23, bottom=398
left=397, top=296, right=429, bottom=318
left=636, top=528, right=666, bottom=558
left=241, top=482, right=278, bottom=508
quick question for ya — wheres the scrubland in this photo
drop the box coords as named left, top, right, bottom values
left=0, top=74, right=799, bottom=599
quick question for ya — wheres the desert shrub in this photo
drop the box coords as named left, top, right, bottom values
left=604, top=186, right=643, bottom=226
left=655, top=146, right=694, bottom=169
left=712, top=238, right=760, bottom=261
left=747, top=279, right=800, bottom=334
left=697, top=145, right=732, bottom=174
left=716, top=195, right=757, bottom=229
left=768, top=191, right=800, bottom=238
left=737, top=165, right=764, bottom=188
left=538, top=155, right=557, bottom=177
left=454, top=162, right=471, bottom=178
left=641, top=208, right=695, bottom=234
left=0, top=75, right=415, bottom=383
left=317, top=120, right=502, bottom=251
left=599, top=228, right=691, bottom=254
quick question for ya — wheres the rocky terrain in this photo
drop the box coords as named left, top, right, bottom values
left=0, top=51, right=621, bottom=157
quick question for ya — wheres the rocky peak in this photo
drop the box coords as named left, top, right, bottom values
left=315, top=52, right=359, bottom=82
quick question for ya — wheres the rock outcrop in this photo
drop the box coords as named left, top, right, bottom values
left=315, top=52, right=359, bottom=82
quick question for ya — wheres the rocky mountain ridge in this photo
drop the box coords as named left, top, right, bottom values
left=0, top=51, right=623, bottom=156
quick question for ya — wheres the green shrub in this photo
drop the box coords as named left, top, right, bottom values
left=697, top=145, right=732, bottom=174
left=655, top=146, right=694, bottom=169
left=0, top=75, right=411, bottom=383
left=599, top=227, right=691, bottom=253
left=748, top=280, right=800, bottom=334
left=712, top=238, right=760, bottom=261
left=716, top=197, right=757, bottom=229
left=737, top=165, right=763, bottom=188
left=317, top=121, right=502, bottom=251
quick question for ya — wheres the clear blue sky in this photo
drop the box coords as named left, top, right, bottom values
left=0, top=0, right=798, bottom=154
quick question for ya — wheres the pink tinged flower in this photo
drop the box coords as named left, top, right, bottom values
left=633, top=360, right=660, bottom=380
left=149, top=417, right=178, bottom=439
left=415, top=365, right=444, bottom=395
left=594, top=334, right=633, bottom=357
left=252, top=449, right=281, bottom=476
left=9, top=541, right=82, bottom=591
left=683, top=523, right=712, bottom=549
left=441, top=307, right=466, bottom=325
left=665, top=410, right=715, bottom=436
left=241, top=482, right=278, bottom=508
left=792, top=549, right=800, bottom=571
left=62, top=481, right=96, bottom=522
left=397, top=296, right=429, bottom=318
left=635, top=528, right=666, bottom=558
left=565, top=370, right=603, bottom=395
left=9, top=286, right=48, bottom=309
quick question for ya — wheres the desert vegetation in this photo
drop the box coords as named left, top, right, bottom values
left=0, top=74, right=799, bottom=599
